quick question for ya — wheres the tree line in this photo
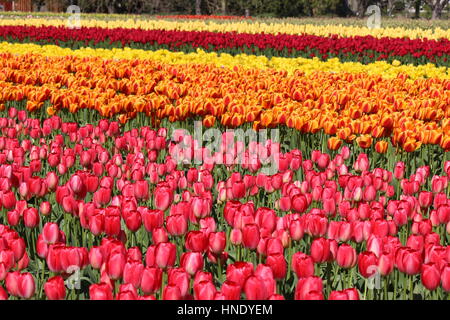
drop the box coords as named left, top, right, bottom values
left=32, top=0, right=449, bottom=19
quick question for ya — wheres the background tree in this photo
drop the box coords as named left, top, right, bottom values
left=413, top=0, right=422, bottom=18
left=423, top=0, right=448, bottom=18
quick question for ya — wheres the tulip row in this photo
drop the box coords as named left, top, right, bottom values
left=0, top=25, right=449, bottom=66
left=0, top=17, right=448, bottom=41
left=155, top=15, right=253, bottom=20
left=0, top=107, right=449, bottom=300
left=1, top=42, right=448, bottom=80
left=0, top=50, right=449, bottom=155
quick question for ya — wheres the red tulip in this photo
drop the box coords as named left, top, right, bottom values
left=291, top=194, right=308, bottom=213
left=2, top=191, right=16, bottom=209
left=166, top=214, right=188, bottom=236
left=289, top=219, right=304, bottom=241
left=441, top=264, right=450, bottom=292
left=358, top=251, right=379, bottom=278
left=104, top=209, right=121, bottom=237
left=44, top=276, right=66, bottom=300
left=5, top=271, right=20, bottom=297
left=152, top=227, right=168, bottom=244
left=244, top=275, right=268, bottom=300
left=0, top=286, right=7, bottom=300
left=181, top=252, right=204, bottom=276
left=154, top=185, right=173, bottom=211
left=163, top=284, right=182, bottom=300
left=310, top=238, right=331, bottom=263
left=10, top=238, right=25, bottom=261
left=123, top=261, right=144, bottom=289
left=89, top=211, right=104, bottom=236
left=378, top=253, right=394, bottom=276
left=141, top=267, right=162, bottom=295
left=134, top=180, right=149, bottom=200
left=23, top=207, right=39, bottom=228
left=185, top=231, right=208, bottom=252
left=208, top=232, right=226, bottom=255
left=231, top=181, right=246, bottom=199
left=155, top=242, right=176, bottom=269
left=194, top=280, right=217, bottom=300
left=336, top=244, right=357, bottom=269
left=254, top=264, right=276, bottom=297
left=168, top=268, right=190, bottom=298
left=42, top=222, right=60, bottom=244
left=89, top=283, right=113, bottom=300
left=89, top=246, right=103, bottom=270
left=421, top=263, right=440, bottom=291
left=7, top=209, right=21, bottom=226
left=36, top=234, right=49, bottom=259
left=221, top=280, right=241, bottom=300
left=363, top=185, right=377, bottom=202
left=242, top=224, right=260, bottom=250
left=226, top=262, right=254, bottom=288
left=141, top=209, right=164, bottom=233
left=39, top=201, right=51, bottom=216
left=230, top=228, right=242, bottom=245
left=329, top=288, right=359, bottom=300
left=279, top=196, right=291, bottom=212
left=295, top=276, right=323, bottom=300
left=18, top=272, right=35, bottom=299
left=418, top=191, right=433, bottom=209
left=93, top=187, right=111, bottom=206
left=394, top=162, right=405, bottom=180
left=123, top=210, right=142, bottom=232
left=266, top=253, right=287, bottom=279
left=396, top=248, right=422, bottom=275
left=106, top=252, right=126, bottom=280
left=292, top=252, right=314, bottom=278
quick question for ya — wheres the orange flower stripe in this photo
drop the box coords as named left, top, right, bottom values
left=0, top=52, right=449, bottom=152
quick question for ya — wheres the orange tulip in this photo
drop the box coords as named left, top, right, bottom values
left=374, top=141, right=388, bottom=154
left=440, top=136, right=450, bottom=151
left=403, top=139, right=422, bottom=152
left=203, top=115, right=216, bottom=128
left=356, top=135, right=373, bottom=149
left=327, top=137, right=342, bottom=151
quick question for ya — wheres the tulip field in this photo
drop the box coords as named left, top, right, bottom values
left=0, top=14, right=449, bottom=301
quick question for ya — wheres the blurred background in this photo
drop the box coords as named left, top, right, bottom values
left=0, top=0, right=448, bottom=20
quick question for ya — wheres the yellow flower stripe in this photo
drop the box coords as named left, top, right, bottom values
left=0, top=18, right=449, bottom=40
left=0, top=42, right=448, bottom=80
